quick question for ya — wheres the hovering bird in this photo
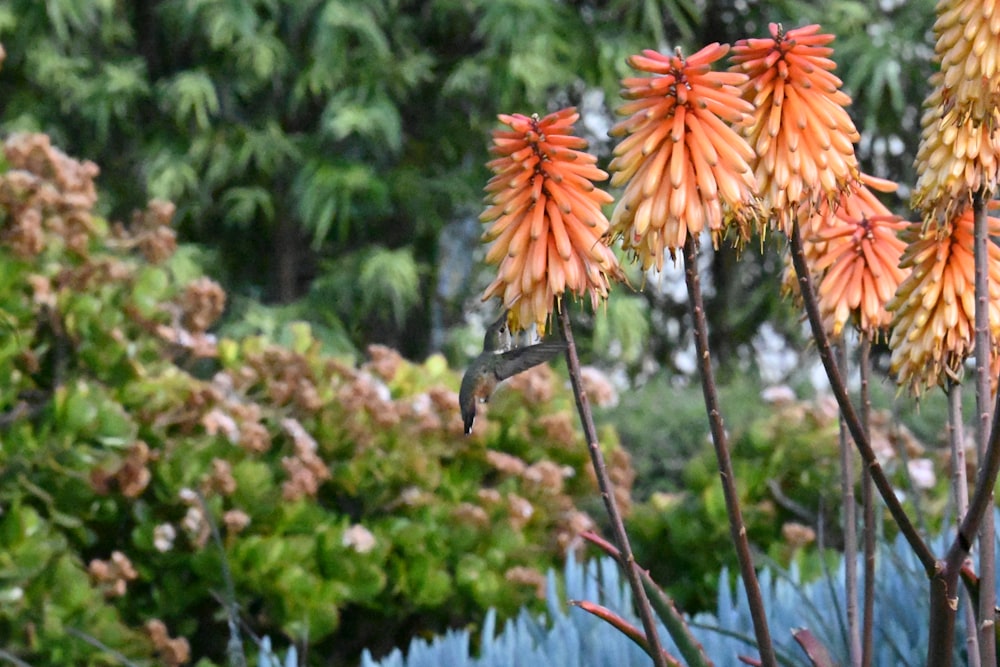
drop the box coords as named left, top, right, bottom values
left=459, top=311, right=565, bottom=434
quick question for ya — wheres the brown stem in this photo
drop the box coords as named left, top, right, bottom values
left=946, top=381, right=981, bottom=666
left=972, top=189, right=997, bottom=665
left=859, top=338, right=874, bottom=667
left=788, top=221, right=936, bottom=574
left=935, top=192, right=1000, bottom=667
left=557, top=305, right=668, bottom=667
left=836, top=343, right=861, bottom=667
left=683, top=235, right=777, bottom=667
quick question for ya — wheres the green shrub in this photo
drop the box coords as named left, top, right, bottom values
left=625, top=387, right=945, bottom=613
left=0, top=133, right=631, bottom=665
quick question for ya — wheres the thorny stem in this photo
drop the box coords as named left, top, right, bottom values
left=683, top=235, right=777, bottom=667
left=557, top=305, right=668, bottom=667
left=972, top=189, right=997, bottom=666
left=946, top=381, right=980, bottom=667
left=789, top=221, right=935, bottom=572
left=836, top=343, right=861, bottom=667
left=859, top=338, right=874, bottom=667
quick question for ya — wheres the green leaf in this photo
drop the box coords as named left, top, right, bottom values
left=294, top=158, right=386, bottom=246
left=221, top=185, right=275, bottom=227
left=158, top=70, right=220, bottom=130
left=320, top=89, right=403, bottom=152
left=358, top=247, right=421, bottom=327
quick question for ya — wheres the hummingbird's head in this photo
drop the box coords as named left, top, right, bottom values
left=482, top=310, right=511, bottom=352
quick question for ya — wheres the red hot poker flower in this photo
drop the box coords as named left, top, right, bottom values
left=609, top=43, right=760, bottom=270
left=480, top=108, right=622, bottom=332
left=731, top=23, right=861, bottom=234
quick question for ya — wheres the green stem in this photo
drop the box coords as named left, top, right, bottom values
left=557, top=305, right=668, bottom=667
left=683, top=235, right=777, bottom=667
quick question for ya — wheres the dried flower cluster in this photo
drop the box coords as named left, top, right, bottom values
left=115, top=198, right=178, bottom=264
left=0, top=133, right=100, bottom=257
left=912, top=0, right=1000, bottom=223
left=731, top=23, right=860, bottom=232
left=179, top=488, right=211, bottom=548
left=146, top=619, right=191, bottom=667
left=888, top=207, right=1000, bottom=393
left=804, top=175, right=909, bottom=337
left=88, top=550, right=138, bottom=598
left=281, top=417, right=331, bottom=501
left=90, top=440, right=155, bottom=498
left=202, top=457, right=237, bottom=496
left=238, top=346, right=323, bottom=413
left=480, top=108, right=622, bottom=332
left=609, top=43, right=759, bottom=267
left=180, top=277, right=226, bottom=332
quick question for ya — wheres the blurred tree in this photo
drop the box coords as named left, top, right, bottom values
left=0, top=0, right=936, bottom=372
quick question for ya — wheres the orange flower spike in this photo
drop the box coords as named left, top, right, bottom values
left=804, top=175, right=909, bottom=338
left=888, top=205, right=1000, bottom=394
left=480, top=108, right=622, bottom=333
left=610, top=42, right=760, bottom=270
left=731, top=23, right=861, bottom=234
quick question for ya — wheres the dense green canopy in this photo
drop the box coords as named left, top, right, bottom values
left=0, top=0, right=936, bottom=370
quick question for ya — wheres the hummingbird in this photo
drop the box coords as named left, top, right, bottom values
left=459, top=311, right=566, bottom=434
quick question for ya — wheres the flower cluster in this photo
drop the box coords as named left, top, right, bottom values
left=888, top=207, right=1000, bottom=393
left=609, top=43, right=759, bottom=267
left=731, top=24, right=860, bottom=233
left=912, top=0, right=1000, bottom=223
left=0, top=133, right=101, bottom=257
left=480, top=108, right=622, bottom=332
left=88, top=550, right=138, bottom=599
left=804, top=175, right=909, bottom=337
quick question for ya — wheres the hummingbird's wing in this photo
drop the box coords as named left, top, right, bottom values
left=493, top=341, right=566, bottom=381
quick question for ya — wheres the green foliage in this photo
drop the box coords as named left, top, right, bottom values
left=0, top=136, right=629, bottom=665
left=622, top=382, right=945, bottom=613
left=0, top=0, right=711, bottom=358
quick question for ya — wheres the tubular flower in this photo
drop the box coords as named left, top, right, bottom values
left=480, top=108, right=622, bottom=332
left=730, top=23, right=861, bottom=234
left=608, top=43, right=760, bottom=270
left=887, top=207, right=1000, bottom=394
left=912, top=0, right=1000, bottom=224
left=803, top=175, right=909, bottom=338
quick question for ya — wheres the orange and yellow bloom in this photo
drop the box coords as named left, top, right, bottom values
left=731, top=24, right=860, bottom=233
left=804, top=175, right=908, bottom=338
left=480, top=108, right=622, bottom=332
left=888, top=207, right=1000, bottom=393
left=912, top=0, right=1000, bottom=224
left=608, top=43, right=759, bottom=269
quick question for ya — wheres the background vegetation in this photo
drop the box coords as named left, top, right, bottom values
left=0, top=0, right=966, bottom=665
left=0, top=0, right=936, bottom=367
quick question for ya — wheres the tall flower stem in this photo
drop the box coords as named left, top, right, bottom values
left=836, top=343, right=861, bottom=667
left=934, top=361, right=1000, bottom=667
left=789, top=221, right=935, bottom=572
left=971, top=190, right=997, bottom=665
left=946, top=380, right=980, bottom=666
left=858, top=338, right=875, bottom=667
left=683, top=235, right=777, bottom=667
left=557, top=305, right=667, bottom=667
